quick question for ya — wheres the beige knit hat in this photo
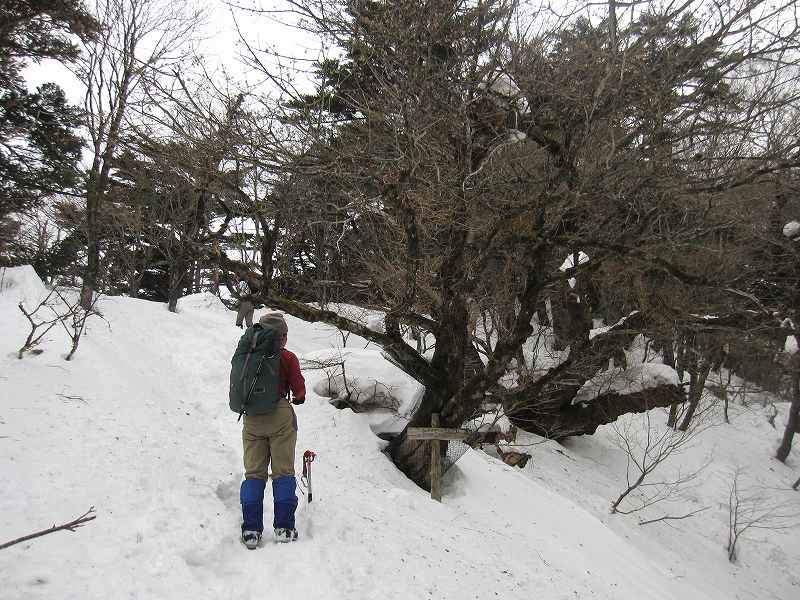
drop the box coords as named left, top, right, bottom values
left=258, top=312, right=288, bottom=336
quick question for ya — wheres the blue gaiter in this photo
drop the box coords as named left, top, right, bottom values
left=240, top=478, right=267, bottom=532
left=272, top=476, right=298, bottom=530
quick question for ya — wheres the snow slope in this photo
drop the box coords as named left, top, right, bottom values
left=1, top=267, right=797, bottom=600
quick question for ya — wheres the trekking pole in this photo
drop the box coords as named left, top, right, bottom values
left=238, top=331, right=263, bottom=422
left=302, top=451, right=316, bottom=503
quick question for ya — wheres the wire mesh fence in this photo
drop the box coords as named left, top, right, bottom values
left=443, top=438, right=470, bottom=475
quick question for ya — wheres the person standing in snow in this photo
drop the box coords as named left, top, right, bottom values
left=239, top=312, right=306, bottom=548
left=235, top=279, right=255, bottom=328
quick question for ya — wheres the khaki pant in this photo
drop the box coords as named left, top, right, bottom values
left=242, top=401, right=297, bottom=480
left=236, top=300, right=254, bottom=327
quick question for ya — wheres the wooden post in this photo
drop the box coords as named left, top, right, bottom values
left=406, top=421, right=510, bottom=502
left=430, top=413, right=442, bottom=502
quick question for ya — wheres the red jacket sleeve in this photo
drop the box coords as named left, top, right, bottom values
left=280, top=350, right=306, bottom=400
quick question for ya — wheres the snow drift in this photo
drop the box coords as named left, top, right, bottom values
left=0, top=268, right=797, bottom=600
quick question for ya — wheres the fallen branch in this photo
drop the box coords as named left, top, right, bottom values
left=56, top=394, right=89, bottom=404
left=0, top=507, right=96, bottom=550
left=638, top=507, right=708, bottom=526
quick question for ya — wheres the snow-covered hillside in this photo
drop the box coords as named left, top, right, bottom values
left=1, top=266, right=797, bottom=600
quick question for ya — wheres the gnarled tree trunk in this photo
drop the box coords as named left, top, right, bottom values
left=776, top=355, right=800, bottom=462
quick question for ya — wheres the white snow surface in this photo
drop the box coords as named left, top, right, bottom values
left=506, top=129, right=527, bottom=143
left=1, top=267, right=798, bottom=600
left=783, top=220, right=800, bottom=239
left=559, top=251, right=590, bottom=271
left=1, top=265, right=48, bottom=307
left=785, top=334, right=799, bottom=355
left=306, top=347, right=422, bottom=433
left=575, top=363, right=681, bottom=403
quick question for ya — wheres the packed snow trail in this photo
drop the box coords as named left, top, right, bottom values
left=0, top=268, right=794, bottom=599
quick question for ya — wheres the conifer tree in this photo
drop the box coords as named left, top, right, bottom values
left=0, top=0, right=98, bottom=219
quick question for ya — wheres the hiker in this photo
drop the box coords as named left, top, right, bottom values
left=230, top=312, right=306, bottom=549
left=235, top=279, right=255, bottom=328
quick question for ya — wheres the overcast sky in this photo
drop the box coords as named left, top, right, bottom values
left=22, top=0, right=323, bottom=106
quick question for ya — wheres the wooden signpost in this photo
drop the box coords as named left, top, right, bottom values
left=407, top=413, right=510, bottom=502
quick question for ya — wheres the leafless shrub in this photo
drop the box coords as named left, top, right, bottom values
left=727, top=468, right=799, bottom=563
left=340, top=380, right=402, bottom=413
left=610, top=410, right=709, bottom=516
left=51, top=289, right=106, bottom=361
left=17, top=290, right=63, bottom=358
left=301, top=355, right=348, bottom=395
left=16, top=285, right=106, bottom=360
left=302, top=352, right=402, bottom=412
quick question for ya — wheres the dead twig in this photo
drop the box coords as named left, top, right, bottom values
left=56, top=394, right=89, bottom=404
left=0, top=507, right=96, bottom=550
left=638, top=507, right=708, bottom=526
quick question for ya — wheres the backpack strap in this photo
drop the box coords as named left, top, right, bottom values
left=237, top=330, right=262, bottom=421
left=240, top=330, right=261, bottom=383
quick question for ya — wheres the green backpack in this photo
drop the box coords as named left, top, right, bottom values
left=229, top=323, right=282, bottom=419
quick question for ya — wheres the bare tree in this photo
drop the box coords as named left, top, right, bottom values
left=610, top=409, right=707, bottom=515
left=4, top=202, right=65, bottom=284
left=775, top=350, right=800, bottom=462
left=210, top=0, right=800, bottom=489
left=727, top=469, right=798, bottom=563
left=76, top=0, right=203, bottom=308
left=775, top=212, right=799, bottom=461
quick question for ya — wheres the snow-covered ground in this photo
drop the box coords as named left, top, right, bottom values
left=1, top=266, right=798, bottom=600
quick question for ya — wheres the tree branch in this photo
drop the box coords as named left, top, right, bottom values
left=507, top=384, right=686, bottom=440
left=209, top=252, right=439, bottom=388
left=638, top=507, right=708, bottom=526
left=0, top=507, right=96, bottom=551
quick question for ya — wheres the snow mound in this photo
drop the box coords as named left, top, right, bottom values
left=785, top=334, right=799, bottom=355
left=305, top=347, right=423, bottom=418
left=0, top=265, right=47, bottom=307
left=463, top=411, right=514, bottom=434
left=1, top=285, right=797, bottom=600
left=589, top=311, right=639, bottom=339
left=178, top=291, right=233, bottom=315
left=559, top=251, right=589, bottom=271
left=507, top=129, right=527, bottom=143
left=783, top=220, right=800, bottom=240
left=575, top=362, right=680, bottom=403
left=366, top=313, right=385, bottom=333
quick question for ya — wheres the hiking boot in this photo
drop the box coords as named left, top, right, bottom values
left=242, top=530, right=261, bottom=550
left=273, top=527, right=298, bottom=543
